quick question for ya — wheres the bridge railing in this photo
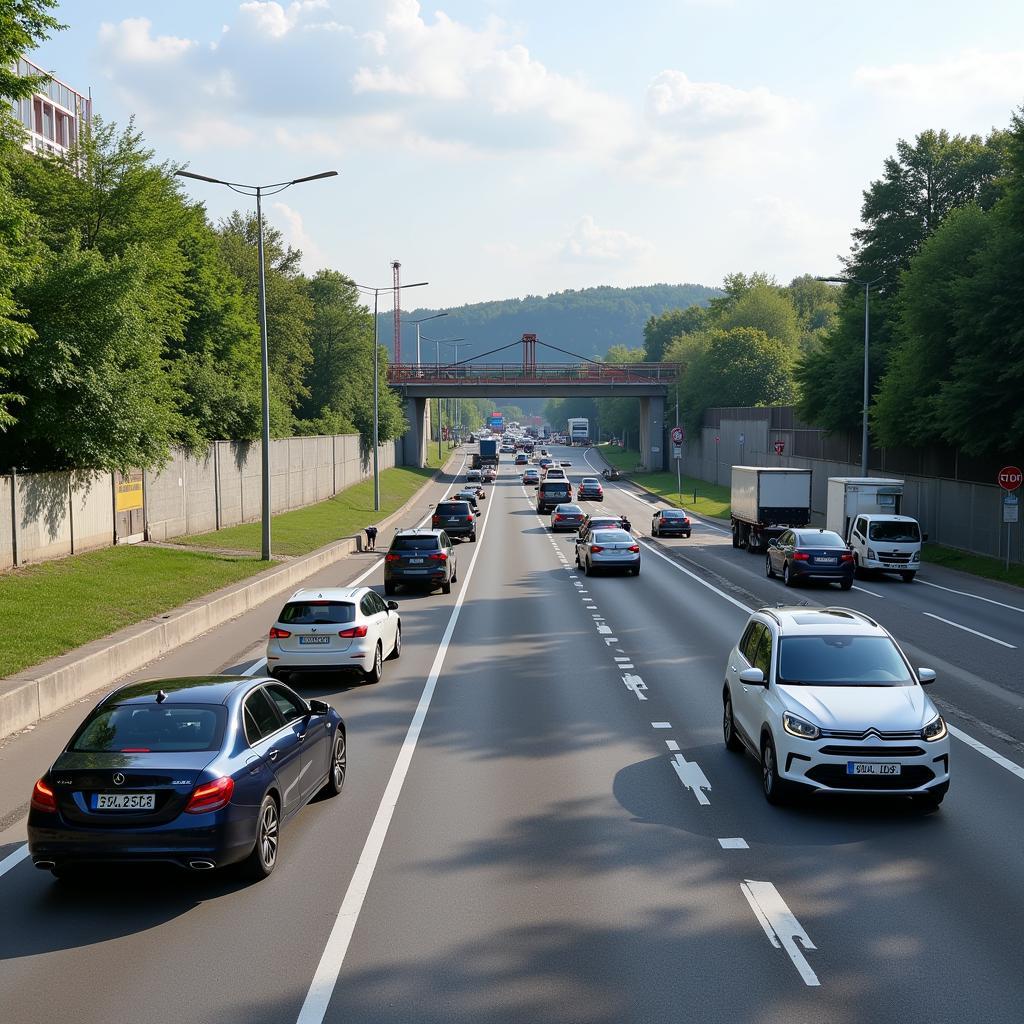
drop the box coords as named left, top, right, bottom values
left=388, top=362, right=679, bottom=384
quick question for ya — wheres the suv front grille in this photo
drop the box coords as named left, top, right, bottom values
left=819, top=745, right=925, bottom=757
left=819, top=727, right=921, bottom=741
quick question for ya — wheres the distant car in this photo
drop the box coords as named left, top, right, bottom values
left=538, top=458, right=554, bottom=472
left=651, top=508, right=691, bottom=538
left=522, top=468, right=540, bottom=486
left=577, top=477, right=604, bottom=501
left=431, top=499, right=477, bottom=542
left=601, top=468, right=621, bottom=481
left=500, top=444, right=515, bottom=454
left=575, top=528, right=640, bottom=576
left=723, top=606, right=949, bottom=808
left=550, top=503, right=585, bottom=532
left=384, top=529, right=458, bottom=595
left=766, top=528, right=854, bottom=590
left=537, top=480, right=572, bottom=513
left=267, top=587, right=401, bottom=684
left=27, top=676, right=346, bottom=880
left=543, top=467, right=567, bottom=483
left=539, top=449, right=549, bottom=456
left=578, top=514, right=624, bottom=539
left=466, top=468, right=482, bottom=482
left=482, top=466, right=497, bottom=482
left=514, top=453, right=528, bottom=466
left=454, top=489, right=480, bottom=512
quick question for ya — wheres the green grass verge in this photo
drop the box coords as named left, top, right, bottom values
left=922, top=544, right=1024, bottom=589
left=596, top=444, right=732, bottom=520
left=0, top=546, right=271, bottom=679
left=181, top=464, right=440, bottom=557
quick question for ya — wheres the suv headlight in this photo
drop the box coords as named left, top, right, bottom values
left=922, top=715, right=947, bottom=742
left=783, top=712, right=820, bottom=740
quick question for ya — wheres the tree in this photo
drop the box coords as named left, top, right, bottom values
left=784, top=275, right=840, bottom=354
left=642, top=306, right=708, bottom=361
left=679, top=328, right=796, bottom=433
left=717, top=283, right=800, bottom=351
left=705, top=271, right=777, bottom=320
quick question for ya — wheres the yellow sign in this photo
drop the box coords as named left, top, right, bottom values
left=115, top=480, right=143, bottom=512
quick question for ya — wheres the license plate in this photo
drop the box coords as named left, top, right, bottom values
left=408, top=558, right=424, bottom=564
left=846, top=762, right=901, bottom=776
left=448, top=517, right=459, bottom=522
left=817, top=556, right=838, bottom=564
left=883, top=562, right=903, bottom=569
left=405, top=569, right=427, bottom=574
left=94, top=793, right=156, bottom=810
left=299, top=635, right=332, bottom=645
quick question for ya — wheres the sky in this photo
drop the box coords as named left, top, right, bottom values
left=29, top=0, right=1024, bottom=309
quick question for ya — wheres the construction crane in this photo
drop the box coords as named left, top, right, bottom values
left=392, top=260, right=401, bottom=364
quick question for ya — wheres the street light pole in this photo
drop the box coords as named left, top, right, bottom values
left=401, top=312, right=448, bottom=369
left=816, top=274, right=883, bottom=476
left=356, top=279, right=429, bottom=508
left=175, top=168, right=337, bottom=560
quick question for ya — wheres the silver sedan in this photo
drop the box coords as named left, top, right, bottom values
left=575, top=528, right=641, bottom=576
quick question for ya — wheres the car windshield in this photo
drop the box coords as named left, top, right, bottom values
left=280, top=601, right=355, bottom=624
left=392, top=536, right=442, bottom=550
left=795, top=531, right=847, bottom=548
left=581, top=478, right=599, bottom=485
left=662, top=510, right=687, bottom=518
left=436, top=503, right=470, bottom=516
left=869, top=521, right=921, bottom=542
left=70, top=704, right=227, bottom=752
left=592, top=529, right=633, bottom=543
left=555, top=505, right=582, bottom=514
left=778, top=636, right=914, bottom=686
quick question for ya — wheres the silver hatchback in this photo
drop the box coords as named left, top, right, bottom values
left=575, top=528, right=641, bottom=576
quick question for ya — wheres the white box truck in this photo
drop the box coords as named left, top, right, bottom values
left=567, top=417, right=590, bottom=446
left=731, top=466, right=812, bottom=553
left=826, top=477, right=925, bottom=582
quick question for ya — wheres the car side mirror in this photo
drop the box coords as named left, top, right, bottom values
left=308, top=699, right=331, bottom=716
left=387, top=600, right=399, bottom=611
left=767, top=539, right=777, bottom=548
left=917, top=668, right=936, bottom=685
left=738, top=667, right=766, bottom=686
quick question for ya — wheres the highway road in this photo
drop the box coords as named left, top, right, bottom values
left=2, top=444, right=1024, bottom=1023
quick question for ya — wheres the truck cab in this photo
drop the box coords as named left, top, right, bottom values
left=847, top=514, right=923, bottom=583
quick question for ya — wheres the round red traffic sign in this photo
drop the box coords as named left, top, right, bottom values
left=670, top=426, right=684, bottom=444
left=773, top=440, right=785, bottom=455
left=998, top=466, right=1022, bottom=490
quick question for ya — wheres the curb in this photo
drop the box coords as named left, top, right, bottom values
left=0, top=450, right=464, bottom=742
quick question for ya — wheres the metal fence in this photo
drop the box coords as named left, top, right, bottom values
left=1, top=434, right=396, bottom=569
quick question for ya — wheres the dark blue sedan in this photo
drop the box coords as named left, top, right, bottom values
left=27, top=676, right=346, bottom=881
left=765, top=528, right=855, bottom=589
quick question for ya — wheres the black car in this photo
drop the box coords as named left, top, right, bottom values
left=385, top=529, right=458, bottom=595
left=578, top=514, right=628, bottom=539
left=577, top=478, right=604, bottom=501
left=431, top=499, right=477, bottom=541
left=550, top=503, right=585, bottom=532
left=601, top=467, right=621, bottom=480
left=27, top=676, right=345, bottom=880
left=537, top=480, right=572, bottom=513
left=651, top=508, right=692, bottom=538
left=454, top=489, right=480, bottom=512
left=765, top=528, right=854, bottom=589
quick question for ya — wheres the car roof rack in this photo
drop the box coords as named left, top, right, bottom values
left=821, top=606, right=881, bottom=628
left=757, top=607, right=784, bottom=631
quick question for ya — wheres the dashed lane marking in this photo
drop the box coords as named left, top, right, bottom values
left=719, top=838, right=749, bottom=849
left=0, top=844, right=30, bottom=880
left=665, top=740, right=680, bottom=752
left=852, top=585, right=884, bottom=598
left=622, top=673, right=648, bottom=701
left=651, top=721, right=672, bottom=729
left=740, top=880, right=820, bottom=987
left=923, top=612, right=1016, bottom=649
left=670, top=752, right=712, bottom=805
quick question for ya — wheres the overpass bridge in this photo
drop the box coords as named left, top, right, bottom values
left=387, top=336, right=680, bottom=470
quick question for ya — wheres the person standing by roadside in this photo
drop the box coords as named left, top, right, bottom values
left=365, top=525, right=378, bottom=551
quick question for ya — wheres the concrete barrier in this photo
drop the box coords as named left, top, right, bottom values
left=0, top=449, right=462, bottom=742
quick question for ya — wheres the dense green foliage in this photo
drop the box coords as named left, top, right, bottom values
left=0, top=7, right=402, bottom=470
left=388, top=283, right=720, bottom=363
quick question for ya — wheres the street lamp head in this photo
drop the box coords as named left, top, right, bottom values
left=175, top=169, right=224, bottom=184
left=402, top=312, right=448, bottom=325
left=290, top=170, right=339, bottom=184
left=814, top=276, right=849, bottom=284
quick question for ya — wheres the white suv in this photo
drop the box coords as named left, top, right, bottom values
left=723, top=607, right=949, bottom=809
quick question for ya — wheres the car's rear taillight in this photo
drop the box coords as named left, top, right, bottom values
left=430, top=552, right=448, bottom=562
left=683, top=518, right=690, bottom=525
left=385, top=553, right=400, bottom=562
left=841, top=552, right=854, bottom=562
left=590, top=545, right=604, bottom=553
left=339, top=625, right=369, bottom=638
left=465, top=515, right=473, bottom=521
left=553, top=515, right=563, bottom=521
left=629, top=544, right=640, bottom=552
left=184, top=776, right=235, bottom=814
left=792, top=552, right=810, bottom=561
left=269, top=626, right=291, bottom=639
left=432, top=515, right=440, bottom=525
left=31, top=778, right=57, bottom=813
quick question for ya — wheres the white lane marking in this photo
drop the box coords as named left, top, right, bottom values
left=740, top=881, right=820, bottom=987
left=948, top=725, right=1024, bottom=782
left=670, top=752, right=711, bottom=805
left=638, top=540, right=752, bottom=614
left=618, top=663, right=634, bottom=669
left=922, top=612, right=1016, bottom=649
left=852, top=585, right=884, bottom=598
left=665, top=739, right=680, bottom=752
left=652, top=721, right=672, bottom=729
left=719, top=838, right=749, bottom=849
left=597, top=624, right=612, bottom=634
left=614, top=657, right=630, bottom=662
left=243, top=658, right=267, bottom=676
left=604, top=637, right=619, bottom=645
left=0, top=843, right=30, bottom=879
left=918, top=578, right=1024, bottom=614
left=622, top=673, right=648, bottom=701
left=295, top=461, right=495, bottom=1024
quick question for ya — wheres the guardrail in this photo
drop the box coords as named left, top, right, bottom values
left=388, top=362, right=679, bottom=384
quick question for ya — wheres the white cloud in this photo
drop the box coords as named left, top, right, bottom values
left=238, top=1, right=331, bottom=39
left=271, top=201, right=328, bottom=269
left=97, top=17, right=195, bottom=62
left=854, top=48, right=1024, bottom=104
left=560, top=216, right=653, bottom=264
left=646, top=69, right=797, bottom=137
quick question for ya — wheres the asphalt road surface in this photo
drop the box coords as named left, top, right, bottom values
left=2, top=444, right=1024, bottom=1024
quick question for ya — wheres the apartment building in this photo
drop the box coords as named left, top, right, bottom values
left=9, top=56, right=91, bottom=158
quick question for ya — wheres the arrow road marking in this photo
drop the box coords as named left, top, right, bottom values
left=670, top=752, right=711, bottom=805
left=740, top=880, right=820, bottom=986
left=622, top=673, right=648, bottom=701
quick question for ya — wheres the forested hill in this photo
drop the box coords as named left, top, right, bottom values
left=379, top=283, right=720, bottom=362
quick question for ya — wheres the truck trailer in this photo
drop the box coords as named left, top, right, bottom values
left=479, top=438, right=499, bottom=468
left=567, top=418, right=590, bottom=446
left=731, top=466, right=813, bottom=553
